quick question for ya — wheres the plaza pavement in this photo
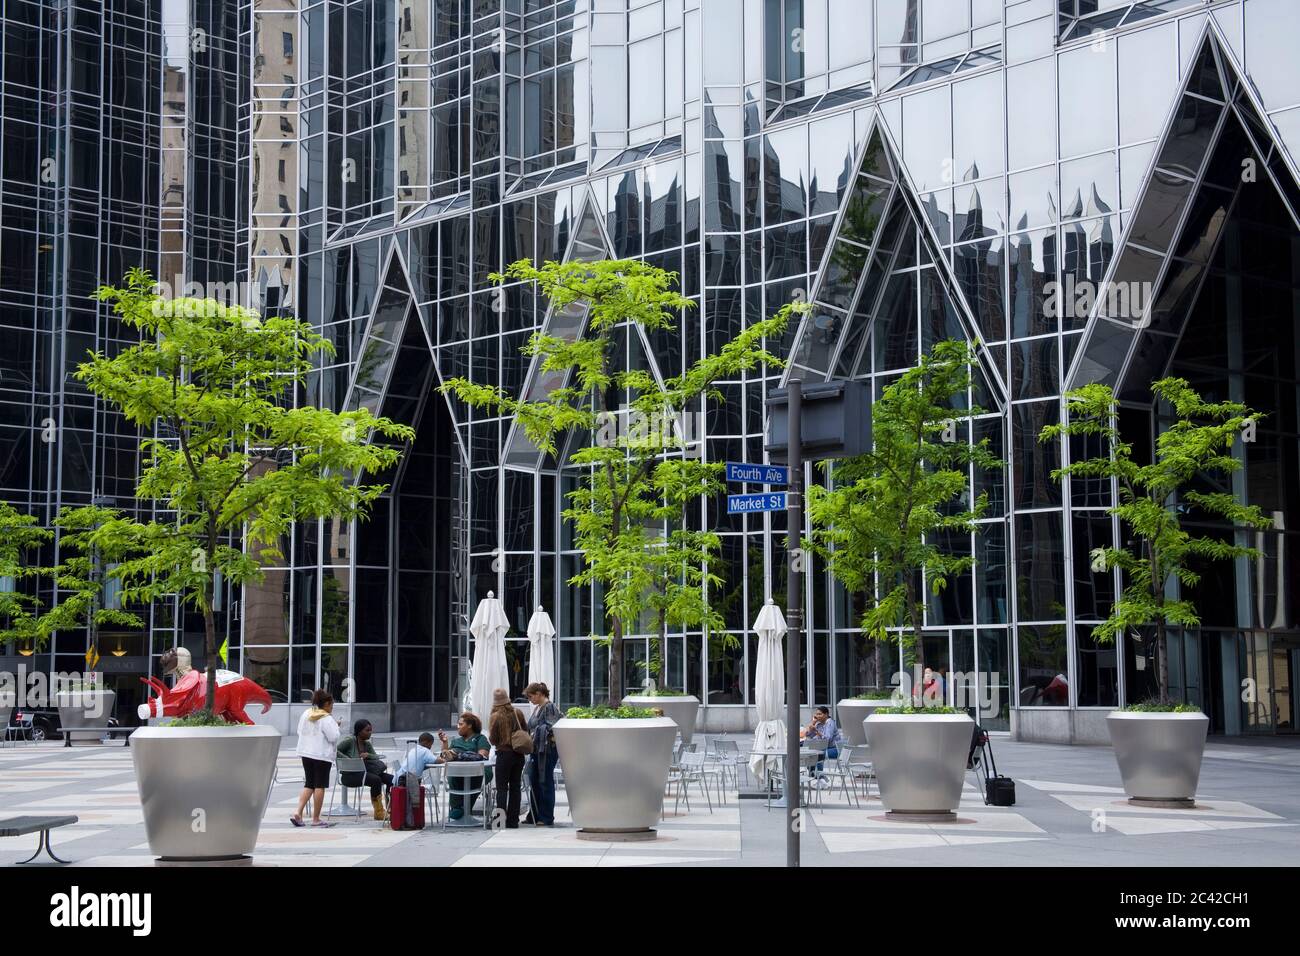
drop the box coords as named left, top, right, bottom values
left=1, top=732, right=1297, bottom=867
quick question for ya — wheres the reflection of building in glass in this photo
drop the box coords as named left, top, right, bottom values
left=4, top=1, right=1300, bottom=741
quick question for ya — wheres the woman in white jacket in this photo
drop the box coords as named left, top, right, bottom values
left=291, top=689, right=341, bottom=827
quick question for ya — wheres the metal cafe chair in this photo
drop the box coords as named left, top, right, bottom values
left=813, top=744, right=858, bottom=807
left=328, top=757, right=370, bottom=824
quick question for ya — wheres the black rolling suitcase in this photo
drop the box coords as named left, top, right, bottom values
left=980, top=733, right=1016, bottom=806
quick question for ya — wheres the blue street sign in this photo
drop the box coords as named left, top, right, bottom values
left=726, top=492, right=787, bottom=515
left=725, top=461, right=790, bottom=485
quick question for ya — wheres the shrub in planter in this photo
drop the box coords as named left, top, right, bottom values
left=132, top=714, right=281, bottom=860
left=1042, top=380, right=1268, bottom=807
left=837, top=690, right=899, bottom=746
left=865, top=704, right=974, bottom=818
left=76, top=273, right=410, bottom=859
left=552, top=705, right=677, bottom=838
left=622, top=688, right=701, bottom=744
left=1107, top=701, right=1209, bottom=806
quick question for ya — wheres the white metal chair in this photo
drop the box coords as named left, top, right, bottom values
left=765, top=753, right=818, bottom=810
left=814, top=745, right=858, bottom=807
left=708, top=738, right=744, bottom=789
left=328, top=757, right=369, bottom=824
left=848, top=749, right=876, bottom=802
left=667, top=751, right=715, bottom=815
left=420, top=763, right=445, bottom=825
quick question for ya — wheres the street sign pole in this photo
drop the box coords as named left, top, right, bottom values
left=785, top=380, right=802, bottom=869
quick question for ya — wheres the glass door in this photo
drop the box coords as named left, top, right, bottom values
left=1271, top=635, right=1300, bottom=734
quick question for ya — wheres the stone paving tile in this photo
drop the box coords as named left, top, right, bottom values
left=2, top=735, right=1299, bottom=866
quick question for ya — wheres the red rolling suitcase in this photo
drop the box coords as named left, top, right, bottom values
left=390, top=781, right=426, bottom=830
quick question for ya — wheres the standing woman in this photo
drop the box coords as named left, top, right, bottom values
left=524, top=682, right=562, bottom=826
left=292, top=689, right=340, bottom=827
left=488, top=688, right=528, bottom=829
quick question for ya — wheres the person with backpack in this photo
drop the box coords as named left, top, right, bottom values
left=524, top=681, right=563, bottom=826
left=487, top=688, right=530, bottom=829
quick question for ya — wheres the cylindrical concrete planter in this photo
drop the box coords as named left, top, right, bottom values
left=622, top=694, right=700, bottom=744
left=132, top=725, right=281, bottom=860
left=865, top=713, right=974, bottom=818
left=552, top=717, right=677, bottom=839
left=836, top=698, right=896, bottom=746
left=1106, top=711, right=1209, bottom=806
left=55, top=689, right=117, bottom=746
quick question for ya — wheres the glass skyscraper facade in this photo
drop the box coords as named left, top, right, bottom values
left=3, top=0, right=1299, bottom=741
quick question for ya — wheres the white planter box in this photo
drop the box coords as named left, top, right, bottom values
left=622, top=694, right=700, bottom=744
left=552, top=717, right=677, bottom=836
left=865, top=712, right=974, bottom=816
left=1106, top=711, right=1209, bottom=804
left=55, top=690, right=116, bottom=746
left=132, top=724, right=281, bottom=859
left=836, top=698, right=895, bottom=746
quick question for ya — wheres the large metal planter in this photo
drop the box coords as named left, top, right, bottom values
left=865, top=713, right=974, bottom=816
left=622, top=694, right=700, bottom=744
left=552, top=717, right=676, bottom=836
left=55, top=690, right=116, bottom=746
left=836, top=698, right=895, bottom=746
left=132, top=725, right=281, bottom=860
left=1106, top=711, right=1209, bottom=805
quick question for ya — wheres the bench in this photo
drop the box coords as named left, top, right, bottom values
left=0, top=815, right=79, bottom=864
left=63, top=726, right=135, bottom=747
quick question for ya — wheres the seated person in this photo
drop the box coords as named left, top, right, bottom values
left=803, top=705, right=840, bottom=772
left=392, top=732, right=442, bottom=780
left=337, top=718, right=395, bottom=820
left=439, top=712, right=491, bottom=820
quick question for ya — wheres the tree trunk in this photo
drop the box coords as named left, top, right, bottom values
left=873, top=637, right=882, bottom=691
left=203, top=599, right=218, bottom=717
left=905, top=576, right=926, bottom=675
left=656, top=607, right=668, bottom=691
left=1156, top=614, right=1169, bottom=703
left=609, top=616, right=623, bottom=707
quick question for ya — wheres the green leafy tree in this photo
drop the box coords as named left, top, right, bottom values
left=442, top=258, right=799, bottom=705
left=76, top=270, right=413, bottom=716
left=1040, top=378, right=1271, bottom=701
left=623, top=458, right=727, bottom=692
left=0, top=502, right=143, bottom=654
left=807, top=340, right=1002, bottom=686
left=0, top=502, right=53, bottom=649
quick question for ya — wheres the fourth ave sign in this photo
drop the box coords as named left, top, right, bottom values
left=725, top=461, right=789, bottom=485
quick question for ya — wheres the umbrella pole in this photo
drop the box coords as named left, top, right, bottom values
left=785, top=380, right=802, bottom=869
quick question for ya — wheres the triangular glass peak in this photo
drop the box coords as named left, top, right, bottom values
left=500, top=188, right=616, bottom=470
left=783, top=116, right=1004, bottom=404
left=344, top=246, right=419, bottom=419
left=1067, top=28, right=1300, bottom=397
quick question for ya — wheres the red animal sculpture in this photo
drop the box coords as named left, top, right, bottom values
left=138, top=655, right=273, bottom=725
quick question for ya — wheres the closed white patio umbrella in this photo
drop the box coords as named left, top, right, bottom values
left=468, top=591, right=510, bottom=725
left=526, top=605, right=556, bottom=691
left=749, top=599, right=788, bottom=784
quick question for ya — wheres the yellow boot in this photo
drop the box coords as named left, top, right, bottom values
left=372, top=795, right=386, bottom=821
